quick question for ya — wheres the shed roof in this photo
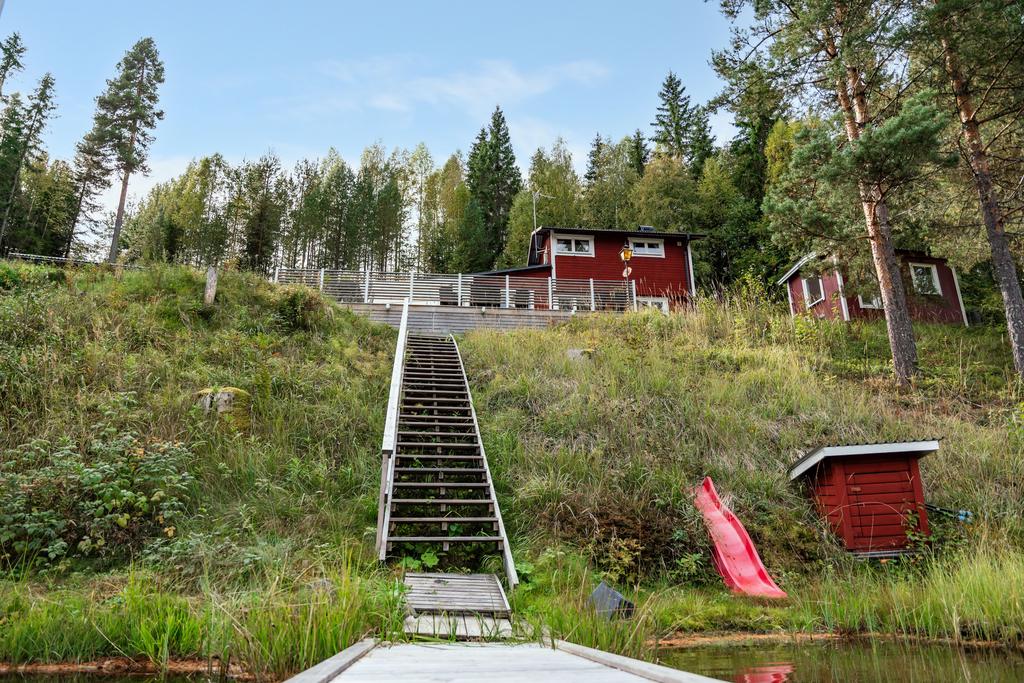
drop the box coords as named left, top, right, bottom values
left=788, top=439, right=940, bottom=481
left=538, top=226, right=706, bottom=240
left=775, top=252, right=818, bottom=286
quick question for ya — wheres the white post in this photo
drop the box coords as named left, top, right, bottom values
left=409, top=272, right=415, bottom=301
left=631, top=280, right=638, bottom=311
left=318, top=268, right=325, bottom=291
left=548, top=277, right=554, bottom=310
left=273, top=267, right=279, bottom=283
left=457, top=273, right=463, bottom=306
left=505, top=275, right=511, bottom=308
left=363, top=270, right=371, bottom=303
left=589, top=278, right=596, bottom=312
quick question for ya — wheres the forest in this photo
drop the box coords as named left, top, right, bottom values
left=0, top=1, right=1022, bottom=385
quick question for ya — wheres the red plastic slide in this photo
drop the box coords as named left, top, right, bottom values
left=692, top=476, right=787, bottom=599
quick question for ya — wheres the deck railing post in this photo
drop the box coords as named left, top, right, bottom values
left=318, top=268, right=324, bottom=291
left=273, top=267, right=279, bottom=283
left=363, top=270, right=370, bottom=303
left=409, top=272, right=415, bottom=301
left=505, top=275, right=511, bottom=309
left=589, top=278, right=596, bottom=311
left=631, top=280, right=638, bottom=311
left=457, top=273, right=463, bottom=306
left=548, top=277, right=554, bottom=310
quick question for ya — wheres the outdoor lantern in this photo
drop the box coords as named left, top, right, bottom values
left=619, top=242, right=633, bottom=263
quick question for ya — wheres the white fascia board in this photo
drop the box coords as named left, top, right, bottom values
left=776, top=252, right=817, bottom=286
left=788, top=440, right=941, bottom=481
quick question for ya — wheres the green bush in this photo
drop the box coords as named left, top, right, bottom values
left=274, top=285, right=335, bottom=332
left=0, top=424, right=192, bottom=567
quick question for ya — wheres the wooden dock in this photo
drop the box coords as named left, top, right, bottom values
left=346, top=301, right=580, bottom=333
left=285, top=639, right=725, bottom=683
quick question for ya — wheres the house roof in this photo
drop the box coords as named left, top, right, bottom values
left=474, top=264, right=551, bottom=276
left=775, top=252, right=818, bottom=286
left=788, top=439, right=941, bottom=481
left=537, top=226, right=706, bottom=240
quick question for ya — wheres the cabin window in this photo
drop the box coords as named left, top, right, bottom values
left=802, top=276, right=824, bottom=308
left=858, top=294, right=882, bottom=309
left=554, top=235, right=594, bottom=256
left=629, top=238, right=665, bottom=257
left=637, top=296, right=669, bottom=312
left=910, top=262, right=942, bottom=296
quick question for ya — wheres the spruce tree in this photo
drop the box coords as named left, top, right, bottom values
left=63, top=128, right=113, bottom=257
left=651, top=71, right=692, bottom=161
left=584, top=133, right=604, bottom=185
left=626, top=129, right=650, bottom=178
left=465, top=107, right=521, bottom=269
left=0, top=73, right=56, bottom=251
left=0, top=33, right=26, bottom=100
left=687, top=106, right=715, bottom=179
left=92, top=37, right=165, bottom=263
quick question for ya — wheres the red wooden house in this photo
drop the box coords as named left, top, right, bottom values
left=777, top=251, right=968, bottom=325
left=788, top=440, right=938, bottom=557
left=487, top=226, right=702, bottom=312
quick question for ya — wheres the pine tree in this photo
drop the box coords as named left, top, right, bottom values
left=913, top=0, right=1024, bottom=376
left=0, top=73, right=56, bottom=251
left=721, top=0, right=945, bottom=385
left=626, top=130, right=650, bottom=178
left=651, top=71, right=692, bottom=161
left=0, top=33, right=26, bottom=100
left=92, top=37, right=165, bottom=263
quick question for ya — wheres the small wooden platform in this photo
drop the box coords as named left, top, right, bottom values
left=404, top=573, right=510, bottom=617
left=287, top=640, right=724, bottom=682
left=403, top=613, right=513, bottom=639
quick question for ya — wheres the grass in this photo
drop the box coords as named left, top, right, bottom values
left=1, top=261, right=1022, bottom=674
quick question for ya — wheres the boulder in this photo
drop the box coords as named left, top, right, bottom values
left=195, top=386, right=251, bottom=430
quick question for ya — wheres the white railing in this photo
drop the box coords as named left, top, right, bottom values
left=376, top=300, right=410, bottom=555
left=274, top=268, right=637, bottom=312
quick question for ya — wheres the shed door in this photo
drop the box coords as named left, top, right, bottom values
left=843, top=458, right=919, bottom=550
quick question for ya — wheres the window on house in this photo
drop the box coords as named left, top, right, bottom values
left=802, top=276, right=824, bottom=308
left=554, top=235, right=593, bottom=256
left=637, top=296, right=670, bottom=312
left=629, top=238, right=665, bottom=257
left=910, top=263, right=942, bottom=296
left=858, top=294, right=882, bottom=309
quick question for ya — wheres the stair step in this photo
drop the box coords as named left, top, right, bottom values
left=391, top=498, right=493, bottom=505
left=398, top=442, right=480, bottom=449
left=390, top=517, right=497, bottom=523
left=388, top=536, right=502, bottom=543
left=393, top=467, right=486, bottom=474
left=392, top=482, right=489, bottom=488
left=394, top=455, right=484, bottom=462
left=398, top=431, right=476, bottom=438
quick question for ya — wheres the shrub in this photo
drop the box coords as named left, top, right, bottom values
left=0, top=426, right=193, bottom=567
left=274, top=286, right=335, bottom=333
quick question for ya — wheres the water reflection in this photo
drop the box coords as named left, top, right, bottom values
left=659, top=639, right=1024, bottom=682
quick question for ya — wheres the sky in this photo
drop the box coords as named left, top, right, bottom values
left=2, top=1, right=737, bottom=211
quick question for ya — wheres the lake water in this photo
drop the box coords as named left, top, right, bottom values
left=659, top=639, right=1024, bottom=682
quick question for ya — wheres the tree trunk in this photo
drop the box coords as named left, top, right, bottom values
left=107, top=170, right=131, bottom=263
left=64, top=179, right=89, bottom=258
left=833, top=62, right=919, bottom=386
left=941, top=35, right=1024, bottom=375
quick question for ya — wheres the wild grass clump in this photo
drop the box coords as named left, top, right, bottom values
left=804, top=549, right=1024, bottom=643
left=0, top=561, right=405, bottom=677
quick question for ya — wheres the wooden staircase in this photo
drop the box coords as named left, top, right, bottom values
left=376, top=303, right=517, bottom=591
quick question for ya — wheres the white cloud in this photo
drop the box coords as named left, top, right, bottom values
left=286, top=57, right=609, bottom=120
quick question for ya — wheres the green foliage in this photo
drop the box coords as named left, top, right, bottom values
left=274, top=285, right=335, bottom=333
left=0, top=412, right=192, bottom=567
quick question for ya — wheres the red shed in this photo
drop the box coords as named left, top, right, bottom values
left=788, top=440, right=938, bottom=556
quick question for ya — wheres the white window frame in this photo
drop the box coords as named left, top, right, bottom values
left=909, top=262, right=942, bottom=296
left=857, top=294, right=882, bottom=309
left=553, top=234, right=594, bottom=257
left=636, top=296, right=670, bottom=313
left=802, top=275, right=825, bottom=308
left=628, top=238, right=665, bottom=258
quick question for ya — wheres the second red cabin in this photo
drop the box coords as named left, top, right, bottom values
left=788, top=440, right=937, bottom=557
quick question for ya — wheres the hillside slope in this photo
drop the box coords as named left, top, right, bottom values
left=1, top=262, right=1021, bottom=674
